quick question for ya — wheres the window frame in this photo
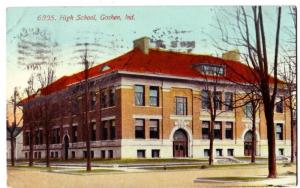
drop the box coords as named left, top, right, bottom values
left=135, top=119, right=145, bottom=139
left=225, top=122, right=233, bottom=139
left=276, top=123, right=283, bottom=140
left=135, top=85, right=145, bottom=106
left=225, top=92, right=233, bottom=111
left=149, top=119, right=159, bottom=139
left=275, top=97, right=283, bottom=113
left=175, top=96, right=187, bottom=115
left=149, top=86, right=159, bottom=107
left=202, top=121, right=210, bottom=139
left=214, top=121, right=222, bottom=139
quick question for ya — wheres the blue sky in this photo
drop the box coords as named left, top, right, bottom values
left=6, top=6, right=294, bottom=98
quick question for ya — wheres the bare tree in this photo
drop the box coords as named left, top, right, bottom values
left=23, top=75, right=38, bottom=166
left=279, top=6, right=296, bottom=163
left=16, top=27, right=60, bottom=167
left=212, top=6, right=283, bottom=178
left=37, top=67, right=56, bottom=167
left=72, top=38, right=102, bottom=171
left=7, top=87, right=23, bottom=166
left=240, top=92, right=261, bottom=163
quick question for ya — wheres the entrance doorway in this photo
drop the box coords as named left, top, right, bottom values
left=244, top=131, right=256, bottom=156
left=173, top=129, right=188, bottom=157
left=64, top=135, right=69, bottom=160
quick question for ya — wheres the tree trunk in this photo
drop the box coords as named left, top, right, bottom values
left=29, top=128, right=33, bottom=166
left=85, top=72, right=91, bottom=172
left=46, top=130, right=50, bottom=167
left=290, top=106, right=294, bottom=163
left=251, top=104, right=256, bottom=163
left=265, top=111, right=277, bottom=178
left=208, top=121, right=215, bottom=165
left=10, top=135, right=15, bottom=166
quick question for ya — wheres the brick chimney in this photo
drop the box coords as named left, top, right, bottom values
left=133, top=37, right=150, bottom=55
left=222, top=49, right=240, bottom=61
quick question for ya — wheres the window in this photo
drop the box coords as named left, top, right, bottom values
left=202, top=121, right=210, bottom=139
left=198, top=64, right=225, bottom=76
left=39, top=130, right=43, bottom=145
left=216, top=149, right=223, bottom=156
left=51, top=152, right=54, bottom=158
left=201, top=90, right=210, bottom=109
left=225, top=92, right=233, bottom=111
left=152, top=150, right=160, bottom=158
left=175, top=97, right=187, bottom=115
left=227, top=149, right=234, bottom=156
left=150, top=86, right=159, bottom=106
left=150, top=120, right=159, bottom=139
left=55, top=152, right=58, bottom=158
left=52, top=128, right=60, bottom=144
left=275, top=97, right=283, bottom=113
left=279, top=148, right=284, bottom=156
left=135, top=119, right=145, bottom=139
left=101, top=91, right=107, bottom=108
left=24, top=132, right=30, bottom=146
left=204, top=149, right=210, bottom=157
left=102, top=121, right=109, bottom=140
left=34, top=152, right=37, bottom=159
left=38, top=152, right=41, bottom=159
left=225, top=122, right=233, bottom=139
left=214, top=122, right=222, bottom=139
left=276, top=123, right=283, bottom=140
left=90, top=91, right=96, bottom=110
left=110, top=120, right=116, bottom=140
left=100, top=65, right=111, bottom=72
left=108, top=150, right=113, bottom=158
left=72, top=151, right=75, bottom=159
left=72, top=98, right=80, bottom=114
left=25, top=152, right=28, bottom=159
left=135, top=85, right=145, bottom=106
left=109, top=88, right=116, bottom=106
left=35, top=130, right=39, bottom=145
left=101, top=150, right=106, bottom=158
left=91, top=151, right=94, bottom=159
left=71, top=126, right=77, bottom=143
left=83, top=151, right=87, bottom=159
left=214, top=92, right=222, bottom=110
left=137, top=150, right=146, bottom=158
left=91, top=122, right=96, bottom=141
left=245, top=102, right=252, bottom=118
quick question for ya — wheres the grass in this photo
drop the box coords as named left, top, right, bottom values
left=200, top=176, right=266, bottom=182
left=144, top=163, right=268, bottom=171
left=34, top=158, right=207, bottom=164
left=8, top=165, right=62, bottom=171
left=59, top=168, right=124, bottom=175
left=72, top=169, right=123, bottom=173
left=235, top=156, right=268, bottom=160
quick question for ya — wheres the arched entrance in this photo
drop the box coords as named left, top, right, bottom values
left=173, top=129, right=188, bottom=157
left=63, top=135, right=69, bottom=160
left=244, top=131, right=255, bottom=156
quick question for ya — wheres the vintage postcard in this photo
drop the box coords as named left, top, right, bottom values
left=6, top=6, right=297, bottom=188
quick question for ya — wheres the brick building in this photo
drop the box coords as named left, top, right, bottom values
left=21, top=37, right=292, bottom=160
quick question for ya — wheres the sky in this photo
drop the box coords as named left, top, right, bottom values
left=6, top=6, right=295, bottom=99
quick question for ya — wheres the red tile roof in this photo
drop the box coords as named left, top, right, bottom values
left=21, top=48, right=274, bottom=104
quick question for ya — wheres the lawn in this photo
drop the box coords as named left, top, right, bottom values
left=56, top=168, right=124, bottom=175
left=31, top=158, right=207, bottom=164
left=7, top=165, right=62, bottom=171
left=197, top=176, right=266, bottom=182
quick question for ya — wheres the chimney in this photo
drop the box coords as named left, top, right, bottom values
left=222, top=49, right=240, bottom=61
left=133, top=37, right=150, bottom=55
